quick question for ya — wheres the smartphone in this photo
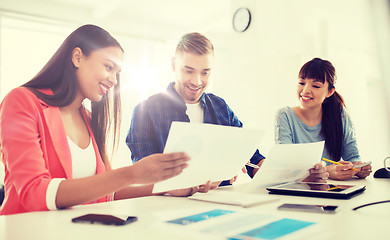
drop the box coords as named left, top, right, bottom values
left=353, top=162, right=371, bottom=168
left=278, top=203, right=338, bottom=214
left=72, top=214, right=138, bottom=225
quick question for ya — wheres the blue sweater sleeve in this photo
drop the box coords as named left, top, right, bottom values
left=275, top=108, right=294, bottom=144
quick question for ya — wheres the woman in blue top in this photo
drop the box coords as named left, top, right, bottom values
left=275, top=58, right=372, bottom=180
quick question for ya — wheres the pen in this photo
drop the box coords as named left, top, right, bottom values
left=326, top=186, right=341, bottom=191
left=245, top=163, right=260, bottom=169
left=321, top=157, right=358, bottom=171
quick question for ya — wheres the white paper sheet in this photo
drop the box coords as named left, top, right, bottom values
left=246, top=141, right=325, bottom=190
left=153, top=207, right=324, bottom=240
left=153, top=122, right=264, bottom=193
left=188, top=190, right=279, bottom=207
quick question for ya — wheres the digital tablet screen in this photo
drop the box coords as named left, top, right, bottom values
left=271, top=182, right=355, bottom=192
left=266, top=182, right=365, bottom=199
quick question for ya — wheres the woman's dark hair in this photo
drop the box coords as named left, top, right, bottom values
left=22, top=24, right=123, bottom=169
left=299, top=58, right=345, bottom=161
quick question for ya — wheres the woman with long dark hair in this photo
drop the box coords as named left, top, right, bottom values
left=0, top=24, right=196, bottom=215
left=275, top=58, right=372, bottom=180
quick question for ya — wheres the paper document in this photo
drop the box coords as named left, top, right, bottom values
left=153, top=122, right=264, bottom=193
left=188, top=190, right=279, bottom=207
left=156, top=208, right=322, bottom=240
left=246, top=141, right=324, bottom=190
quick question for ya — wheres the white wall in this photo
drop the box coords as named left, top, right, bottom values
left=208, top=0, right=390, bottom=170
left=0, top=0, right=389, bottom=176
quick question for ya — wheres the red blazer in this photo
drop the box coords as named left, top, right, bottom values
left=0, top=87, right=108, bottom=215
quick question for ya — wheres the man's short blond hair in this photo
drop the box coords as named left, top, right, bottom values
left=175, top=32, right=214, bottom=55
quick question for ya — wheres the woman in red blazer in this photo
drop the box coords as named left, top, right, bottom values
left=0, top=25, right=200, bottom=215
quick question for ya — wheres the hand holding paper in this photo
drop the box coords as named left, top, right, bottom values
left=246, top=141, right=325, bottom=189
left=153, top=122, right=264, bottom=193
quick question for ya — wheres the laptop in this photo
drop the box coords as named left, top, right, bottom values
left=266, top=182, right=366, bottom=199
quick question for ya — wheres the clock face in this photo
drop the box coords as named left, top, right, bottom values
left=233, top=8, right=251, bottom=32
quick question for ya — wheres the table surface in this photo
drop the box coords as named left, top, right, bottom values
left=1, top=177, right=389, bottom=240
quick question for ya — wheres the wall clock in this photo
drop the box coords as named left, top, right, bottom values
left=233, top=8, right=251, bottom=32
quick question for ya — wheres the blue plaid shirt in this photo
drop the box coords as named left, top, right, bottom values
left=126, top=82, right=265, bottom=179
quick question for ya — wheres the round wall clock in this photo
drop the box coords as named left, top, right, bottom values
left=233, top=8, right=251, bottom=32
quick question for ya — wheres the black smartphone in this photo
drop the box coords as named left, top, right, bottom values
left=72, top=214, right=138, bottom=225
left=277, top=203, right=338, bottom=214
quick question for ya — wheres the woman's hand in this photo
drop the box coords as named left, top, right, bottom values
left=354, top=161, right=372, bottom=179
left=166, top=187, right=198, bottom=197
left=130, top=152, right=190, bottom=185
left=326, top=160, right=358, bottom=180
left=303, top=162, right=329, bottom=182
left=229, top=175, right=238, bottom=184
left=228, top=165, right=250, bottom=184
left=166, top=181, right=216, bottom=197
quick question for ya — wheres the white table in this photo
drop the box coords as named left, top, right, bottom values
left=1, top=177, right=389, bottom=240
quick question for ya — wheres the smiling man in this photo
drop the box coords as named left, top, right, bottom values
left=125, top=32, right=265, bottom=185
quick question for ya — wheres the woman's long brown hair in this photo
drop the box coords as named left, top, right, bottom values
left=23, top=24, right=123, bottom=170
left=299, top=58, right=345, bottom=161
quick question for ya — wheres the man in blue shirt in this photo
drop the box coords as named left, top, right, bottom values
left=126, top=32, right=264, bottom=186
left=126, top=32, right=327, bottom=188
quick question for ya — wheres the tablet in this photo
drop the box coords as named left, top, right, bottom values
left=266, top=182, right=366, bottom=199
